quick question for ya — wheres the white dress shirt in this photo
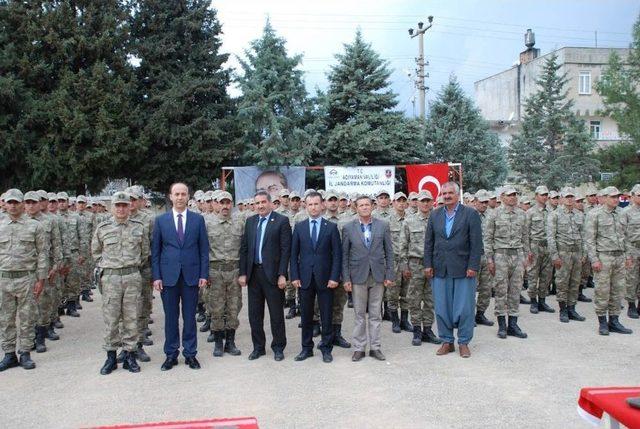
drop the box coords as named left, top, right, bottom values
left=172, top=208, right=187, bottom=232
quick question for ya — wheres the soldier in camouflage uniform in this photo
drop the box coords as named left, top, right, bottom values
left=0, top=189, right=48, bottom=371
left=623, top=184, right=640, bottom=319
left=372, top=190, right=392, bottom=220
left=204, top=191, right=243, bottom=357
left=547, top=187, right=586, bottom=323
left=584, top=186, right=632, bottom=336
left=484, top=185, right=529, bottom=339
left=407, top=192, right=418, bottom=216
left=386, top=192, right=411, bottom=334
left=399, top=190, right=442, bottom=346
left=92, top=191, right=149, bottom=374
left=474, top=190, right=495, bottom=327
left=525, top=185, right=555, bottom=314
left=24, top=191, right=62, bottom=353
left=574, top=192, right=594, bottom=303
left=76, top=195, right=95, bottom=303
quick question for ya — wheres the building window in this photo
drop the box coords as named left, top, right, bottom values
left=579, top=71, right=591, bottom=95
left=590, top=120, right=601, bottom=140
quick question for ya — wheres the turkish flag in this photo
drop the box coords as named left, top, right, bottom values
left=405, top=163, right=450, bottom=201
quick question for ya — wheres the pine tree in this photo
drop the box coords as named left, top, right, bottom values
left=321, top=30, right=424, bottom=165
left=508, top=53, right=597, bottom=188
left=131, top=0, right=237, bottom=190
left=235, top=20, right=316, bottom=167
left=425, top=76, right=506, bottom=191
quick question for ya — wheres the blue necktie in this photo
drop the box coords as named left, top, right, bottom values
left=311, top=219, right=318, bottom=248
left=255, top=217, right=266, bottom=263
left=177, top=213, right=184, bottom=244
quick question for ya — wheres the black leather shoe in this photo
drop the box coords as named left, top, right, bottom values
left=369, top=349, right=386, bottom=361
left=294, top=349, right=313, bottom=361
left=248, top=349, right=266, bottom=361
left=185, top=356, right=201, bottom=369
left=321, top=350, right=333, bottom=363
left=274, top=350, right=285, bottom=361
left=351, top=351, right=365, bottom=362
left=160, top=357, right=178, bottom=371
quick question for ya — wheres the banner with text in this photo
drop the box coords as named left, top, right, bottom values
left=405, top=163, right=450, bottom=202
left=324, top=166, right=395, bottom=197
left=234, top=166, right=306, bottom=202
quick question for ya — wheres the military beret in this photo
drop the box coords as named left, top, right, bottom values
left=57, top=191, right=69, bottom=201
left=24, top=191, right=40, bottom=202
left=111, top=191, right=131, bottom=205
left=4, top=188, right=24, bottom=203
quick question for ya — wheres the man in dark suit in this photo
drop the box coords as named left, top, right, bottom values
left=238, top=190, right=292, bottom=361
left=342, top=195, right=395, bottom=362
left=290, top=192, right=342, bottom=363
left=152, top=183, right=209, bottom=370
left=424, top=182, right=483, bottom=358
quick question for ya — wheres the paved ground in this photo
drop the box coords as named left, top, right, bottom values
left=1, top=286, right=639, bottom=428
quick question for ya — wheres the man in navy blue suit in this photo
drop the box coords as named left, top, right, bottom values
left=152, top=183, right=209, bottom=370
left=290, top=192, right=342, bottom=363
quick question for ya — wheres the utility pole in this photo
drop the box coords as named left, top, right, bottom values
left=408, top=16, right=433, bottom=120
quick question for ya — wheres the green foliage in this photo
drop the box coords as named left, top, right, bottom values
left=595, top=141, right=640, bottom=189
left=508, top=53, right=598, bottom=188
left=425, top=76, right=507, bottom=191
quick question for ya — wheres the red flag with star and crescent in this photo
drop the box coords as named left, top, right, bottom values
left=405, top=163, right=450, bottom=202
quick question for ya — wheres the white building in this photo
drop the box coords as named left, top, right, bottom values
left=474, top=30, right=630, bottom=147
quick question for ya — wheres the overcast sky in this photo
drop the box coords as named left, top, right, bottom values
left=213, top=0, right=637, bottom=116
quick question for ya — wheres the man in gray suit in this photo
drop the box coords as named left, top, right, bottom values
left=424, top=182, right=483, bottom=358
left=342, top=195, right=395, bottom=362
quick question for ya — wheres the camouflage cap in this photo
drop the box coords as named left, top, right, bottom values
left=584, top=184, right=598, bottom=196
left=217, top=191, right=233, bottom=202
left=69, top=197, right=76, bottom=204
left=4, top=188, right=24, bottom=203
left=393, top=191, right=407, bottom=201
left=303, top=189, right=316, bottom=198
left=408, top=191, right=418, bottom=201
left=549, top=190, right=559, bottom=199
left=324, top=190, right=338, bottom=200
left=86, top=200, right=94, bottom=207
left=560, top=187, right=576, bottom=198
left=603, top=186, right=621, bottom=197
left=125, top=186, right=143, bottom=199
left=376, top=189, right=390, bottom=198
left=520, top=196, right=531, bottom=205
left=56, top=191, right=69, bottom=201
left=338, top=192, right=348, bottom=201
left=501, top=185, right=517, bottom=196
left=574, top=192, right=585, bottom=201
left=203, top=191, right=214, bottom=202
left=111, top=191, right=131, bottom=205
left=631, top=184, right=640, bottom=196
left=37, top=190, right=48, bottom=200
left=417, top=190, right=433, bottom=201
left=194, top=190, right=204, bottom=198
left=272, top=195, right=281, bottom=203
left=279, top=189, right=290, bottom=198
left=47, top=192, right=58, bottom=202
left=289, top=191, right=300, bottom=200
left=23, top=191, right=40, bottom=202
left=535, top=185, right=549, bottom=195
left=76, top=195, right=87, bottom=203
left=488, top=191, right=497, bottom=199
left=463, top=192, right=472, bottom=200
left=475, top=190, right=490, bottom=202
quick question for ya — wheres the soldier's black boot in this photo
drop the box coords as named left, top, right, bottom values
left=529, top=297, right=539, bottom=314
left=54, top=317, right=63, bottom=329
left=347, top=292, right=354, bottom=308
left=35, top=326, right=47, bottom=353
left=199, top=317, right=211, bottom=332
left=224, top=329, right=241, bottom=356
left=332, top=324, right=351, bottom=348
left=57, top=305, right=65, bottom=316
left=411, top=325, right=422, bottom=346
left=549, top=282, right=557, bottom=295
left=0, top=352, right=18, bottom=371
left=538, top=297, right=555, bottom=313
left=312, top=321, right=321, bottom=337
left=116, top=349, right=126, bottom=363
left=559, top=302, right=569, bottom=323
left=207, top=330, right=215, bottom=343
left=522, top=278, right=529, bottom=290
left=75, top=296, right=82, bottom=310
left=122, top=351, right=140, bottom=373
left=578, top=284, right=592, bottom=302
left=608, top=315, right=633, bottom=334
left=47, top=323, right=60, bottom=341
left=567, top=305, right=585, bottom=321
left=100, top=351, right=117, bottom=375
left=196, top=303, right=206, bottom=323
left=475, top=310, right=494, bottom=326
left=628, top=301, right=639, bottom=319
left=587, top=275, right=595, bottom=288
left=66, top=301, right=80, bottom=317
left=497, top=316, right=507, bottom=339
left=507, top=316, right=527, bottom=338
left=19, top=352, right=35, bottom=370
left=136, top=342, right=151, bottom=362
left=598, top=315, right=609, bottom=335
left=213, top=331, right=224, bottom=357
left=81, top=289, right=93, bottom=302
left=141, top=335, right=153, bottom=346
left=390, top=310, right=401, bottom=333
left=400, top=310, right=413, bottom=331
left=422, top=326, right=442, bottom=344
left=285, top=301, right=297, bottom=319
left=382, top=301, right=390, bottom=321
left=519, top=294, right=531, bottom=305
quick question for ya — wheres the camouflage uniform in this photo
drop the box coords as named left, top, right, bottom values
left=58, top=203, right=87, bottom=304
left=386, top=210, right=409, bottom=313
left=76, top=206, right=94, bottom=296
left=525, top=203, right=552, bottom=301
left=129, top=209, right=153, bottom=345
left=547, top=205, right=584, bottom=307
left=622, top=201, right=640, bottom=305
left=476, top=206, right=494, bottom=315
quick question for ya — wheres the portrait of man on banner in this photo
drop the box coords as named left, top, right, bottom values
left=234, top=166, right=306, bottom=202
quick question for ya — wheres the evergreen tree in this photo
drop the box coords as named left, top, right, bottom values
left=508, top=53, right=598, bottom=188
left=131, top=0, right=237, bottom=190
left=321, top=30, right=424, bottom=165
left=595, top=141, right=640, bottom=189
left=425, top=76, right=507, bottom=191
left=596, top=13, right=640, bottom=145
left=235, top=20, right=316, bottom=167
